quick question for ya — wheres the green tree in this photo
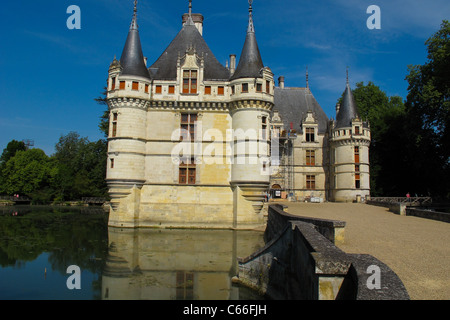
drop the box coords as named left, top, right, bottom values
left=52, top=132, right=108, bottom=201
left=0, top=140, right=28, bottom=195
left=95, top=87, right=109, bottom=138
left=0, top=140, right=27, bottom=164
left=406, top=20, right=449, bottom=143
left=52, top=132, right=87, bottom=200
left=72, top=139, right=108, bottom=198
left=405, top=20, right=450, bottom=200
left=0, top=149, right=55, bottom=197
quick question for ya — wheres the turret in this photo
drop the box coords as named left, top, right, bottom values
left=330, top=71, right=371, bottom=202
left=230, top=0, right=274, bottom=218
left=106, top=0, right=150, bottom=226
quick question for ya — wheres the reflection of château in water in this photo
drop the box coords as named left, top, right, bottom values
left=104, top=1, right=371, bottom=229
left=101, top=228, right=264, bottom=300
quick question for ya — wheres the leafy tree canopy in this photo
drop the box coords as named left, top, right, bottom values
left=406, top=20, right=450, bottom=160
left=52, top=132, right=107, bottom=201
left=405, top=20, right=450, bottom=199
left=0, top=140, right=27, bottom=164
left=0, top=148, right=55, bottom=196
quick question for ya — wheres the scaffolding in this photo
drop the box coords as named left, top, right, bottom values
left=22, top=139, right=34, bottom=149
left=285, top=132, right=296, bottom=201
left=273, top=130, right=296, bottom=201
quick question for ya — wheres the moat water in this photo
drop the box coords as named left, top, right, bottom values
left=0, top=206, right=265, bottom=300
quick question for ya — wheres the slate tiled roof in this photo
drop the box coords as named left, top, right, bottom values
left=335, top=83, right=360, bottom=128
left=119, top=12, right=151, bottom=79
left=148, top=22, right=230, bottom=81
left=274, top=87, right=329, bottom=134
left=229, top=3, right=264, bottom=81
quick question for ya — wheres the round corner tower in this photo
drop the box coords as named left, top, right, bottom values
left=330, top=76, right=371, bottom=202
left=229, top=1, right=274, bottom=221
left=106, top=3, right=151, bottom=227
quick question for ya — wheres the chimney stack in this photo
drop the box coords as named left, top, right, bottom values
left=278, top=76, right=285, bottom=89
left=182, top=13, right=204, bottom=35
left=229, top=54, right=236, bottom=74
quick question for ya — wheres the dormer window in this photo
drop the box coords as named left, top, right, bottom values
left=305, top=128, right=315, bottom=142
left=182, top=70, right=198, bottom=94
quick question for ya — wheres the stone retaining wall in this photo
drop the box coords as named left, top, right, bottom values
left=406, top=208, right=450, bottom=223
left=366, top=200, right=406, bottom=215
left=367, top=200, right=450, bottom=223
left=265, top=204, right=346, bottom=245
left=234, top=204, right=410, bottom=300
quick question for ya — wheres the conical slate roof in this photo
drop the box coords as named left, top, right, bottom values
left=335, top=82, right=360, bottom=128
left=148, top=20, right=230, bottom=81
left=230, top=3, right=264, bottom=80
left=119, top=6, right=150, bottom=79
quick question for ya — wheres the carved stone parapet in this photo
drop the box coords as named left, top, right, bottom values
left=149, top=100, right=230, bottom=112
left=230, top=100, right=273, bottom=112
left=330, top=137, right=371, bottom=147
left=108, top=97, right=150, bottom=110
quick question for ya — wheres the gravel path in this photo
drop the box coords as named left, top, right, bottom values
left=276, top=201, right=450, bottom=300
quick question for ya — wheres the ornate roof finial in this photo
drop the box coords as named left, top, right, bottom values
left=120, top=0, right=150, bottom=79
left=306, top=66, right=309, bottom=89
left=248, top=0, right=255, bottom=33
left=230, top=0, right=264, bottom=80
left=346, top=66, right=349, bottom=85
left=184, top=0, right=194, bottom=26
left=130, top=0, right=138, bottom=30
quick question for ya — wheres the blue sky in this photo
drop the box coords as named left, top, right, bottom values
left=0, top=0, right=448, bottom=156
